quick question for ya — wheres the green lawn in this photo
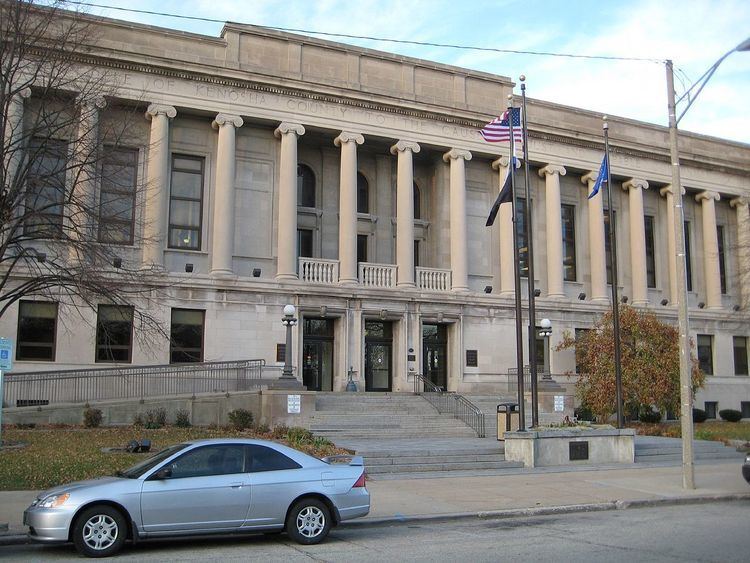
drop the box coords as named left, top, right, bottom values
left=0, top=426, right=345, bottom=491
left=629, top=421, right=750, bottom=444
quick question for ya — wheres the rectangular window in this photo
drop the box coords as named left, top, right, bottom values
left=574, top=328, right=590, bottom=374
left=741, top=401, right=750, bottom=419
left=697, top=334, right=713, bottom=375
left=24, top=138, right=68, bottom=236
left=644, top=215, right=656, bottom=288
left=733, top=336, right=748, bottom=375
left=604, top=210, right=616, bottom=285
left=95, top=305, right=134, bottom=363
left=357, top=234, right=368, bottom=264
left=717, top=225, right=727, bottom=294
left=465, top=349, right=478, bottom=367
left=276, top=343, right=286, bottom=363
left=704, top=401, right=717, bottom=419
left=98, top=147, right=137, bottom=245
left=684, top=221, right=693, bottom=292
left=516, top=197, right=528, bottom=278
left=16, top=301, right=58, bottom=361
left=168, top=155, right=204, bottom=250
left=297, top=228, right=313, bottom=259
left=561, top=204, right=576, bottom=282
left=414, top=240, right=420, bottom=268
left=170, top=309, right=205, bottom=363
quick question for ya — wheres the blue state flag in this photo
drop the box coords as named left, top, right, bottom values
left=588, top=155, right=608, bottom=199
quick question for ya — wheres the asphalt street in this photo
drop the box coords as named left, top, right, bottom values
left=2, top=500, right=748, bottom=562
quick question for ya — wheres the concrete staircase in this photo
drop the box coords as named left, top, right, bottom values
left=634, top=436, right=745, bottom=464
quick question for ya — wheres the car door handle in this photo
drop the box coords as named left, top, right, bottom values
left=230, top=482, right=243, bottom=488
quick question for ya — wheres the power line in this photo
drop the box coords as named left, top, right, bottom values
left=64, top=0, right=664, bottom=64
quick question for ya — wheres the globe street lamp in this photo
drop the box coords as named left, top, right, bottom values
left=666, top=36, right=750, bottom=490
left=537, top=318, right=553, bottom=381
left=281, top=304, right=297, bottom=380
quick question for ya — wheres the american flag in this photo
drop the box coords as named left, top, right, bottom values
left=479, top=107, right=523, bottom=144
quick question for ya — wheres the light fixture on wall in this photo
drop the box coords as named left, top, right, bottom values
left=733, top=304, right=741, bottom=312
left=578, top=292, right=586, bottom=301
left=184, top=263, right=194, bottom=273
left=35, top=252, right=46, bottom=263
left=112, top=257, right=122, bottom=269
left=621, top=296, right=628, bottom=304
left=252, top=268, right=261, bottom=277
left=484, top=285, right=492, bottom=293
left=698, top=301, right=706, bottom=309
left=534, top=288, right=541, bottom=297
left=660, top=298, right=669, bottom=306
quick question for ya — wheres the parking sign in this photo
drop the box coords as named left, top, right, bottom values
left=0, top=338, right=12, bottom=371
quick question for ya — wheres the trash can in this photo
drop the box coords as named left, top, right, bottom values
left=497, top=402, right=519, bottom=441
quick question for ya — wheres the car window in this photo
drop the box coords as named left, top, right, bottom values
left=246, top=445, right=301, bottom=473
left=168, top=445, right=246, bottom=478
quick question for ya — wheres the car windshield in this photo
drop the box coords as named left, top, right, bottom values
left=119, top=443, right=190, bottom=479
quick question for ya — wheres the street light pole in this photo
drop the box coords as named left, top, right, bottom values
left=665, top=36, right=749, bottom=490
left=281, top=304, right=298, bottom=380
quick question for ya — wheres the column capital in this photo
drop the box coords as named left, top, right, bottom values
left=581, top=170, right=598, bottom=185
left=78, top=94, right=107, bottom=110
left=730, top=196, right=748, bottom=209
left=491, top=156, right=521, bottom=170
left=390, top=140, right=420, bottom=155
left=538, top=163, right=566, bottom=178
left=659, top=184, right=685, bottom=197
left=622, top=178, right=649, bottom=192
left=145, top=104, right=177, bottom=120
left=334, top=131, right=364, bottom=147
left=212, top=113, right=243, bottom=129
left=274, top=121, right=305, bottom=138
left=695, top=190, right=720, bottom=203
left=442, top=148, right=472, bottom=162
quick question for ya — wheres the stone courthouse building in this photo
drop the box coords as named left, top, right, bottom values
left=2, top=8, right=750, bottom=417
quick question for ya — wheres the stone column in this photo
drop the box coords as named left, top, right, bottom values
left=730, top=197, right=750, bottom=310
left=210, top=113, right=244, bottom=277
left=492, top=156, right=517, bottom=295
left=142, top=104, right=177, bottom=269
left=659, top=185, right=682, bottom=305
left=581, top=171, right=608, bottom=302
left=274, top=122, right=305, bottom=280
left=3, top=87, right=31, bottom=187
left=443, top=148, right=472, bottom=292
left=696, top=190, right=722, bottom=308
left=334, top=131, right=365, bottom=285
left=623, top=178, right=649, bottom=305
left=390, top=140, right=420, bottom=287
left=538, top=164, right=566, bottom=298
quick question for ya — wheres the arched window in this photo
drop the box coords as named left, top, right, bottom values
left=357, top=172, right=369, bottom=214
left=413, top=181, right=421, bottom=219
left=297, top=164, right=315, bottom=208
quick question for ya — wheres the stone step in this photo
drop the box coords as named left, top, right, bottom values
left=365, top=460, right=523, bottom=474
left=364, top=453, right=507, bottom=466
left=635, top=451, right=743, bottom=463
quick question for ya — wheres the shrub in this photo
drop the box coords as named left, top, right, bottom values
left=285, top=427, right=314, bottom=446
left=227, top=409, right=254, bottom=430
left=254, top=423, right=270, bottom=435
left=174, top=409, right=192, bottom=428
left=143, top=408, right=167, bottom=429
left=719, top=409, right=742, bottom=423
left=639, top=409, right=662, bottom=424
left=271, top=424, right=289, bottom=439
left=692, top=408, right=708, bottom=423
left=83, top=408, right=103, bottom=428
left=132, top=413, right=144, bottom=426
left=574, top=406, right=594, bottom=422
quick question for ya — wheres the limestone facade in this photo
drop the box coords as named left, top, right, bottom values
left=2, top=13, right=750, bottom=414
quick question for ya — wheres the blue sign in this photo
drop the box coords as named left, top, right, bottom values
left=0, top=338, right=13, bottom=371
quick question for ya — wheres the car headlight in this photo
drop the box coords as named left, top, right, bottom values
left=38, top=493, right=70, bottom=508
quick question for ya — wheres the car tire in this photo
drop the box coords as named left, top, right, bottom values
left=72, top=505, right=128, bottom=558
left=285, top=498, right=331, bottom=545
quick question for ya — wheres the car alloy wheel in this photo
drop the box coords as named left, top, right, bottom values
left=73, top=505, right=127, bottom=557
left=286, top=498, right=332, bottom=545
left=83, top=514, right=118, bottom=551
left=296, top=506, right=325, bottom=539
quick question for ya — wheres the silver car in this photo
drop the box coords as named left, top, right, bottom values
left=23, top=438, right=370, bottom=557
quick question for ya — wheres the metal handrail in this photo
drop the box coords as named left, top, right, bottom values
left=413, top=373, right=485, bottom=438
left=2, top=359, right=266, bottom=407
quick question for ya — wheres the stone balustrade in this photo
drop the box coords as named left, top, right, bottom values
left=359, top=262, right=397, bottom=288
left=416, top=267, right=452, bottom=292
left=299, top=258, right=339, bottom=284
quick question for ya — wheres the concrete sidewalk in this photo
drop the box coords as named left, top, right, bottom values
left=1, top=460, right=748, bottom=546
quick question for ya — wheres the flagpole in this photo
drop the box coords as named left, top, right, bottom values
left=603, top=117, right=625, bottom=429
left=508, top=97, right=526, bottom=432
left=520, top=77, right=539, bottom=428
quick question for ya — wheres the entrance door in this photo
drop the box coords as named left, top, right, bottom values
left=423, top=323, right=447, bottom=390
left=364, top=321, right=392, bottom=392
left=302, top=318, right=334, bottom=391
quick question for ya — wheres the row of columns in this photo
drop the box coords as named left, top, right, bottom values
left=134, top=104, right=746, bottom=308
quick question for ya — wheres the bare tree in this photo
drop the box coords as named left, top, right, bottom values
left=1, top=0, right=164, bottom=338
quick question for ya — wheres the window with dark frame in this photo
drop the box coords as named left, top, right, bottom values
left=170, top=308, right=205, bottom=363
left=704, top=401, right=717, bottom=419
left=516, top=197, right=528, bottom=278
left=297, top=228, right=313, bottom=259
left=297, top=164, right=315, bottom=208
left=644, top=215, right=656, bottom=288
left=561, top=204, right=576, bottom=281
left=168, top=155, right=204, bottom=250
left=741, top=401, right=750, bottom=419
left=16, top=301, right=58, bottom=361
left=357, top=234, right=368, bottom=264
left=684, top=221, right=693, bottom=292
left=414, top=240, right=420, bottom=268
left=604, top=209, right=616, bottom=285
left=276, top=343, right=286, bottom=363
left=697, top=334, right=713, bottom=375
left=95, top=305, right=134, bottom=363
left=717, top=225, right=727, bottom=294
left=466, top=349, right=478, bottom=367
left=413, top=182, right=421, bottom=219
left=24, top=138, right=68, bottom=236
left=98, top=147, right=137, bottom=245
left=733, top=336, right=748, bottom=376
left=357, top=172, right=369, bottom=214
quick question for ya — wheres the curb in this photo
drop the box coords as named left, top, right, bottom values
left=2, top=494, right=749, bottom=548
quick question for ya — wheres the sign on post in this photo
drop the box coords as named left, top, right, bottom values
left=0, top=337, right=13, bottom=447
left=287, top=394, right=301, bottom=414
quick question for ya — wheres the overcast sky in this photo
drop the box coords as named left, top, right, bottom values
left=77, top=0, right=750, bottom=144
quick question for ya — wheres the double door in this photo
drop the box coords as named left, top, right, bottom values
left=423, top=323, right=447, bottom=390
left=364, top=320, right=392, bottom=392
left=302, top=318, right=333, bottom=391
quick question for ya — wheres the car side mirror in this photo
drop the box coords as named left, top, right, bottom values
left=153, top=467, right=172, bottom=480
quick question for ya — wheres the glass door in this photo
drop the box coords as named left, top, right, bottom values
left=364, top=321, right=392, bottom=392
left=302, top=318, right=334, bottom=391
left=422, top=323, right=447, bottom=390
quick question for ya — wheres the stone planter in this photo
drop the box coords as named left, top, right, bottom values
left=504, top=427, right=635, bottom=468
